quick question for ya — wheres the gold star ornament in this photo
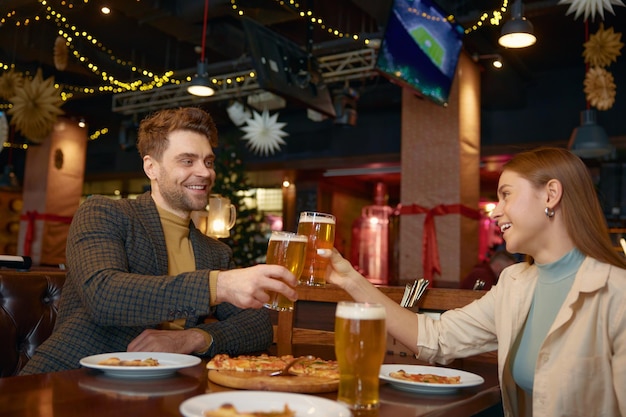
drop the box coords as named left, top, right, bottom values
left=584, top=66, right=616, bottom=110
left=583, top=24, right=623, bottom=67
left=8, top=68, right=65, bottom=143
left=0, top=70, right=24, bottom=100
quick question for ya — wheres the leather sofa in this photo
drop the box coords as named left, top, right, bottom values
left=0, top=270, right=66, bottom=377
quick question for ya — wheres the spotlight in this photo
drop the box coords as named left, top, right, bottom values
left=568, top=109, right=614, bottom=158
left=498, top=0, right=536, bottom=49
left=334, top=87, right=359, bottom=127
left=187, top=61, right=215, bottom=97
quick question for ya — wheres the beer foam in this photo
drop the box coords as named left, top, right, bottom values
left=299, top=212, right=336, bottom=224
left=336, top=303, right=386, bottom=320
left=270, top=232, right=308, bottom=243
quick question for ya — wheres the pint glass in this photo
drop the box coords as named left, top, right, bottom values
left=264, top=231, right=308, bottom=311
left=297, top=211, right=336, bottom=286
left=334, top=302, right=387, bottom=410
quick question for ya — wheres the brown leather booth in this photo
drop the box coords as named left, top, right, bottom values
left=0, top=270, right=66, bottom=377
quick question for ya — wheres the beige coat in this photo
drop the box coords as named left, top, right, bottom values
left=416, top=257, right=626, bottom=417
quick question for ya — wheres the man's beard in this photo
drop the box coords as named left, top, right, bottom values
left=158, top=170, right=208, bottom=213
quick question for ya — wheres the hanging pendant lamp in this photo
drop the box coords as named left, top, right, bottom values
left=498, top=0, right=536, bottom=48
left=568, top=109, right=613, bottom=158
left=187, top=0, right=215, bottom=97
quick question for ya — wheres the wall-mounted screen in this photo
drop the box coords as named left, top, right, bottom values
left=242, top=18, right=336, bottom=118
left=375, top=0, right=465, bottom=107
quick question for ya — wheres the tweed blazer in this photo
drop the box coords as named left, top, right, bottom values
left=21, top=192, right=273, bottom=374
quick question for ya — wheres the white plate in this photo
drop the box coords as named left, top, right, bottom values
left=379, top=364, right=485, bottom=394
left=180, top=391, right=352, bottom=417
left=79, top=352, right=201, bottom=379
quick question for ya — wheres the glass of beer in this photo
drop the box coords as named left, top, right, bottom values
left=334, top=302, right=387, bottom=410
left=264, top=231, right=308, bottom=311
left=296, top=211, right=336, bottom=286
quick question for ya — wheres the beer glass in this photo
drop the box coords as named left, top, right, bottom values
left=206, top=194, right=236, bottom=238
left=296, top=211, right=336, bottom=286
left=264, top=231, right=308, bottom=311
left=334, top=302, right=386, bottom=410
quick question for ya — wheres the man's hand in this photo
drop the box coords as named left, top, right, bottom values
left=215, top=264, right=298, bottom=309
left=127, top=329, right=206, bottom=353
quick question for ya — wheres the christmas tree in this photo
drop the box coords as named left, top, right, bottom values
left=211, top=130, right=269, bottom=267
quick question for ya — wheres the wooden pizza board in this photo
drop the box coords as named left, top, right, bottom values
left=208, top=370, right=338, bottom=393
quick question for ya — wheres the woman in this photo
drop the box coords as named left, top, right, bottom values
left=326, top=147, right=626, bottom=417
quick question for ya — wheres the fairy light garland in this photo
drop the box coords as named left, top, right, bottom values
left=1, top=0, right=510, bottom=143
left=2, top=0, right=511, bottom=96
left=42, top=1, right=184, bottom=92
left=231, top=0, right=507, bottom=39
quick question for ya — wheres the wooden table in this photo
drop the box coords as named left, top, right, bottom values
left=0, top=353, right=501, bottom=417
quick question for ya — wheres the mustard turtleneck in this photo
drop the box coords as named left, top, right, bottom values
left=155, top=204, right=213, bottom=353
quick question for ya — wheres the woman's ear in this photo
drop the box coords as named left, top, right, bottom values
left=545, top=179, right=563, bottom=207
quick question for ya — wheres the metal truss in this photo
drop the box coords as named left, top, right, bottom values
left=111, top=48, right=378, bottom=115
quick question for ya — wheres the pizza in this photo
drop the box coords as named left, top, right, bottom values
left=204, top=403, right=294, bottom=417
left=206, top=354, right=339, bottom=379
left=289, top=356, right=339, bottom=379
left=97, top=357, right=160, bottom=367
left=389, top=369, right=461, bottom=384
left=206, top=354, right=292, bottom=372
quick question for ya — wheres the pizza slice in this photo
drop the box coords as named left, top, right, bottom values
left=206, top=354, right=338, bottom=379
left=97, top=357, right=160, bottom=367
left=204, top=403, right=295, bottom=417
left=289, top=356, right=339, bottom=380
left=389, top=369, right=461, bottom=384
left=206, top=354, right=294, bottom=372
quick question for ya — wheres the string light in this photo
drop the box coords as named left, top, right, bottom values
left=2, top=142, right=28, bottom=150
left=89, top=127, right=109, bottom=141
left=231, top=0, right=508, bottom=39
left=1, top=0, right=507, bottom=142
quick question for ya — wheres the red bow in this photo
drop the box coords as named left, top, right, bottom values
left=399, top=204, right=480, bottom=281
left=19, top=211, right=73, bottom=256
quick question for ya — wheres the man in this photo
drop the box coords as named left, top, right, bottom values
left=21, top=107, right=297, bottom=374
left=460, top=250, right=517, bottom=290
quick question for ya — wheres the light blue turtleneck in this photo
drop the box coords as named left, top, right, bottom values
left=511, top=248, right=584, bottom=393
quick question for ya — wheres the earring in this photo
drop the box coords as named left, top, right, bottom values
left=545, top=207, right=555, bottom=218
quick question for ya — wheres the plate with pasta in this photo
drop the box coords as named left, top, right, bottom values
left=379, top=364, right=484, bottom=394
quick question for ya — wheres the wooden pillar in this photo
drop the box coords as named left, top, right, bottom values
left=17, top=118, right=87, bottom=266
left=399, top=52, right=480, bottom=287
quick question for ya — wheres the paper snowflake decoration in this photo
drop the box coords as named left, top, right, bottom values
left=558, top=0, right=626, bottom=21
left=8, top=68, right=65, bottom=143
left=240, top=110, right=288, bottom=156
left=583, top=24, right=623, bottom=67
left=584, top=66, right=616, bottom=110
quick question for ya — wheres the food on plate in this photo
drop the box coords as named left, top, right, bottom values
left=204, top=403, right=295, bottom=417
left=206, top=354, right=291, bottom=372
left=206, top=354, right=339, bottom=379
left=289, top=356, right=339, bottom=379
left=389, top=369, right=461, bottom=384
left=97, top=357, right=160, bottom=367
